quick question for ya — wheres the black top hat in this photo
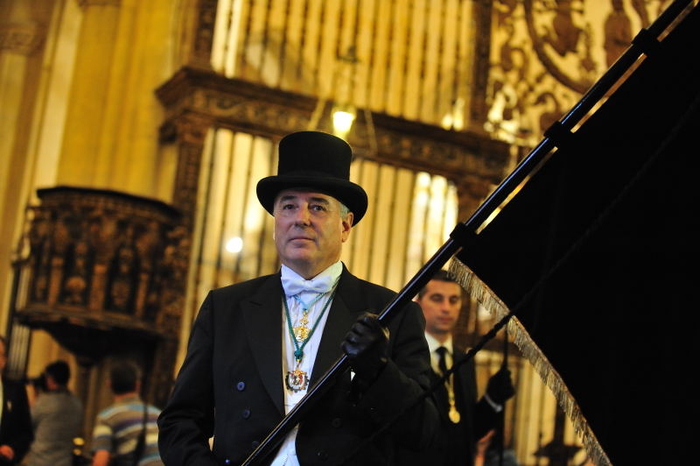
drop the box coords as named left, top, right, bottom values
left=256, top=131, right=368, bottom=224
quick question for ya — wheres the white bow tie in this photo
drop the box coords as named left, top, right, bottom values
left=281, top=274, right=335, bottom=296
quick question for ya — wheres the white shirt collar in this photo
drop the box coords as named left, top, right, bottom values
left=424, top=332, right=453, bottom=355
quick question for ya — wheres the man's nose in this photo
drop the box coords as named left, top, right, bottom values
left=294, top=206, right=311, bottom=224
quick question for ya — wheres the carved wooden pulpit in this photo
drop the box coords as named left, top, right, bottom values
left=12, top=186, right=187, bottom=408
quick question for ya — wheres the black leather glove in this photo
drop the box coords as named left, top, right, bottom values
left=486, top=367, right=515, bottom=405
left=341, top=312, right=390, bottom=383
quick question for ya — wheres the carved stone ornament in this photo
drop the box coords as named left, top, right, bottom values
left=156, top=66, right=511, bottom=188
left=0, top=21, right=44, bottom=55
left=75, top=0, right=121, bottom=8
left=15, top=186, right=184, bottom=363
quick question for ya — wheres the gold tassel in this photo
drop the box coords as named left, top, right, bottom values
left=448, top=258, right=611, bottom=466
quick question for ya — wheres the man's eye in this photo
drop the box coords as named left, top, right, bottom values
left=310, top=204, right=327, bottom=212
left=281, top=203, right=295, bottom=210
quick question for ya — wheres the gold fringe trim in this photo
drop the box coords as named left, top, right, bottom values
left=448, top=258, right=612, bottom=466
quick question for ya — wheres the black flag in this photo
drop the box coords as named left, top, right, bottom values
left=454, top=3, right=700, bottom=465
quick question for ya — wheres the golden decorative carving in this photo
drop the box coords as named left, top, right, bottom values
left=15, top=186, right=183, bottom=365
left=489, top=0, right=671, bottom=143
left=191, top=0, right=217, bottom=68
left=604, top=0, right=633, bottom=68
left=523, top=0, right=597, bottom=94
left=157, top=66, right=510, bottom=189
left=471, top=0, right=497, bottom=128
left=172, top=141, right=207, bottom=228
left=75, top=0, right=121, bottom=8
left=0, top=22, right=44, bottom=55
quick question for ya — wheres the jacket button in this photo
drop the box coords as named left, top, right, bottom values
left=251, top=440, right=260, bottom=449
left=224, top=460, right=231, bottom=465
left=242, top=408, right=251, bottom=419
left=331, top=418, right=342, bottom=428
left=237, top=381, right=246, bottom=391
left=317, top=450, right=328, bottom=460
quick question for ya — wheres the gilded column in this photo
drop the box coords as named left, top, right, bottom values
left=57, top=0, right=122, bottom=187
left=0, top=0, right=49, bottom=333
left=164, top=114, right=212, bottom=228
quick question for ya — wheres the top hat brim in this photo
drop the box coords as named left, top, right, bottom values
left=256, top=172, right=368, bottom=224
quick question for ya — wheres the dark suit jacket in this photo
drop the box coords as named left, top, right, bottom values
left=398, top=345, right=499, bottom=466
left=158, top=267, right=439, bottom=466
left=0, top=376, right=33, bottom=465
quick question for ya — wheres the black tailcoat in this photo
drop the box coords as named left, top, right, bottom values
left=158, top=266, right=439, bottom=465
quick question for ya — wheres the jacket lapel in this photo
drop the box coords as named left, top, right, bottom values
left=243, top=274, right=285, bottom=415
left=310, top=268, right=363, bottom=387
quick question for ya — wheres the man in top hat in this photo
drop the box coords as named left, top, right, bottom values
left=158, top=131, right=439, bottom=466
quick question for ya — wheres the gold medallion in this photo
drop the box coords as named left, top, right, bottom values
left=285, top=368, right=309, bottom=392
left=448, top=405, right=461, bottom=424
left=445, top=375, right=460, bottom=423
left=293, top=325, right=310, bottom=342
left=293, top=313, right=310, bottom=341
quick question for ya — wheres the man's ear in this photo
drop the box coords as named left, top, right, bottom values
left=341, top=212, right=354, bottom=240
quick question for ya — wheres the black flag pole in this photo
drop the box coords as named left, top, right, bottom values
left=241, top=2, right=691, bottom=463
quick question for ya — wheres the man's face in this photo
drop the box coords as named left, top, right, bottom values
left=273, top=188, right=353, bottom=278
left=417, top=279, right=463, bottom=339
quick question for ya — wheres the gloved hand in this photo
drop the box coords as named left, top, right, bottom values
left=341, top=312, right=390, bottom=383
left=486, top=367, right=515, bottom=405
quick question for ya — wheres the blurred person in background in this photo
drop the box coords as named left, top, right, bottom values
left=0, top=335, right=33, bottom=465
left=409, top=270, right=515, bottom=466
left=91, top=359, right=162, bottom=466
left=26, top=360, right=84, bottom=466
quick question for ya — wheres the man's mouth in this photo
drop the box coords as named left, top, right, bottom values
left=290, top=237, right=313, bottom=242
